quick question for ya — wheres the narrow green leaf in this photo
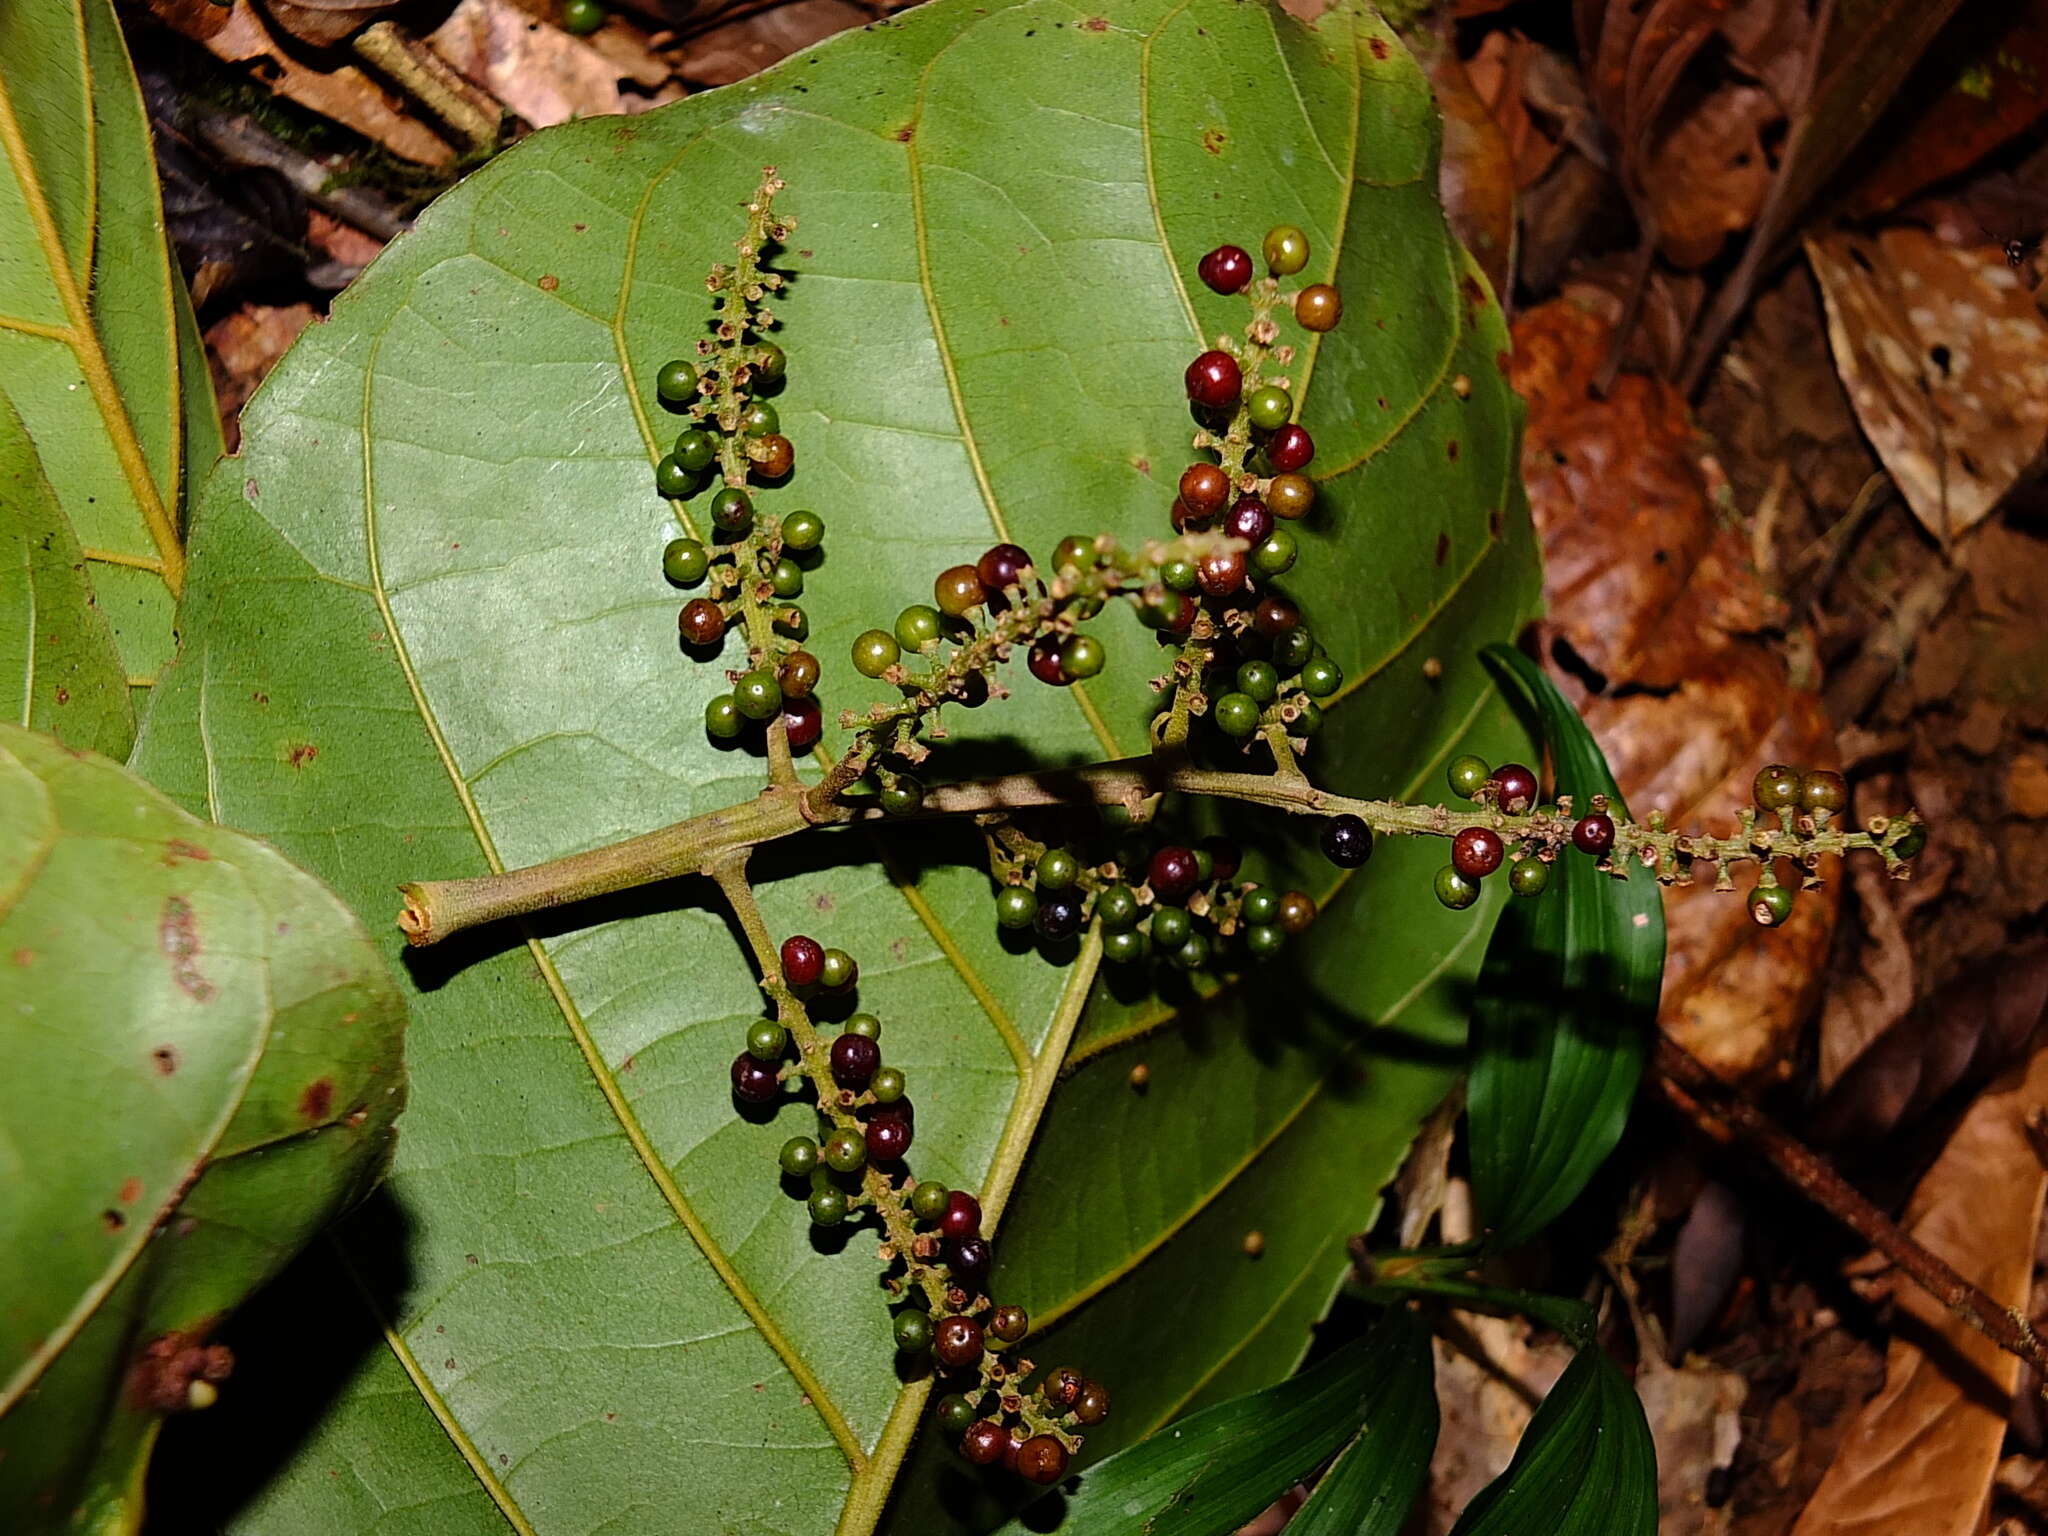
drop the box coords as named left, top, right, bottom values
left=1274, top=1316, right=1437, bottom=1536
left=993, top=1311, right=1435, bottom=1536
left=0, top=388, right=133, bottom=759
left=0, top=0, right=196, bottom=678
left=1448, top=1345, right=1657, bottom=1536
left=0, top=723, right=407, bottom=1534
left=1466, top=645, right=1664, bottom=1250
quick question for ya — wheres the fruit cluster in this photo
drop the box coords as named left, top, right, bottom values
left=734, top=930, right=1105, bottom=1482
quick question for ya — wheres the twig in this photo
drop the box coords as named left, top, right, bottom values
left=1653, top=1034, right=2048, bottom=1385
left=352, top=21, right=503, bottom=152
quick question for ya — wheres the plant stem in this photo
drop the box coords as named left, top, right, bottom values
left=1653, top=1034, right=2048, bottom=1384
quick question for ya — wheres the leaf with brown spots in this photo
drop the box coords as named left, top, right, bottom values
left=0, top=724, right=406, bottom=1528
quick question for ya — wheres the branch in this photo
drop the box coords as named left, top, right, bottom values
left=1653, top=1034, right=2048, bottom=1385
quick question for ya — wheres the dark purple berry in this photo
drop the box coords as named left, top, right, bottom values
left=1321, top=813, right=1372, bottom=868
left=1185, top=350, right=1242, bottom=411
left=1198, top=244, right=1253, bottom=294
left=1451, top=826, right=1505, bottom=879
left=1267, top=423, right=1313, bottom=473
left=1028, top=635, right=1071, bottom=687
left=866, top=1112, right=912, bottom=1161
left=1226, top=496, right=1273, bottom=545
left=961, top=1420, right=1008, bottom=1465
left=1489, top=762, right=1538, bottom=813
left=831, top=1032, right=881, bottom=1089
left=782, top=695, right=822, bottom=751
left=947, top=1235, right=992, bottom=1283
left=1035, top=891, right=1084, bottom=941
left=1572, top=814, right=1615, bottom=856
left=730, top=1052, right=779, bottom=1103
left=976, top=543, right=1032, bottom=593
left=780, top=934, right=824, bottom=987
left=939, top=1190, right=982, bottom=1240
left=1204, top=837, right=1241, bottom=883
left=1148, top=845, right=1200, bottom=902
left=1040, top=1365, right=1084, bottom=1411
left=1252, top=594, right=1299, bottom=636
left=933, top=1315, right=985, bottom=1368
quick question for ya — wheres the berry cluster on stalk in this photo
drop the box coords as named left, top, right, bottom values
left=732, top=929, right=1105, bottom=1482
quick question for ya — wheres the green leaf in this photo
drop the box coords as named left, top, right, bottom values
left=135, top=1, right=1539, bottom=1529
left=0, top=0, right=209, bottom=685
left=1466, top=646, right=1664, bottom=1251
left=992, top=1310, right=1435, bottom=1536
left=0, top=388, right=134, bottom=759
left=0, top=723, right=407, bottom=1533
left=1447, top=1345, right=1657, bottom=1536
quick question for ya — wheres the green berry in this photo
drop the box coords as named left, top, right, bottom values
left=1246, top=385, right=1293, bottom=431
left=894, top=1311, right=934, bottom=1353
left=655, top=454, right=695, bottom=499
left=1252, top=528, right=1297, bottom=576
left=1037, top=848, right=1080, bottom=890
left=807, top=1186, right=849, bottom=1226
left=743, top=401, right=780, bottom=437
left=880, top=776, right=924, bottom=816
left=1214, top=692, right=1261, bottom=737
left=1151, top=906, right=1192, bottom=949
left=1291, top=699, right=1322, bottom=736
left=752, top=341, right=786, bottom=382
left=818, top=948, right=857, bottom=991
left=1095, top=883, right=1139, bottom=930
left=781, top=509, right=824, bottom=551
left=1190, top=846, right=1215, bottom=883
left=674, top=428, right=717, bottom=471
left=1054, top=535, right=1099, bottom=573
left=936, top=1394, right=976, bottom=1438
left=1799, top=769, right=1847, bottom=816
left=1300, top=656, right=1342, bottom=698
left=705, top=694, right=743, bottom=739
left=1060, top=633, right=1107, bottom=680
left=1751, top=881, right=1795, bottom=927
left=774, top=605, right=807, bottom=640
left=1246, top=923, right=1285, bottom=958
left=1263, top=224, right=1310, bottom=275
left=1891, top=822, right=1928, bottom=860
left=746, top=1019, right=787, bottom=1060
left=822, top=1127, right=866, bottom=1173
left=1274, top=627, right=1316, bottom=672
left=1172, top=932, right=1211, bottom=971
left=1434, top=865, right=1481, bottom=910
left=872, top=1066, right=907, bottom=1103
left=1447, top=754, right=1491, bottom=800
left=663, top=537, right=710, bottom=586
left=1508, top=857, right=1550, bottom=898
left=656, top=357, right=697, bottom=404
left=561, top=0, right=606, bottom=33
left=779, top=1136, right=819, bottom=1177
left=1162, top=557, right=1199, bottom=593
left=711, top=486, right=753, bottom=533
left=911, top=1181, right=951, bottom=1223
left=894, top=605, right=943, bottom=651
left=845, top=1012, right=881, bottom=1041
left=996, top=884, right=1040, bottom=930
left=1241, top=886, right=1280, bottom=926
left=1237, top=660, right=1279, bottom=702
left=1103, top=928, right=1150, bottom=964
left=1752, top=763, right=1801, bottom=812
left=734, top=669, right=783, bottom=720
left=769, top=558, right=804, bottom=598
left=853, top=629, right=901, bottom=678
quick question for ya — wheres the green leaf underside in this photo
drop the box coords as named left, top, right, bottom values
left=991, top=1309, right=1434, bottom=1536
left=0, top=0, right=196, bottom=684
left=134, top=2, right=1538, bottom=1532
left=0, top=388, right=134, bottom=760
left=1447, top=1346, right=1657, bottom=1536
left=0, top=724, right=406, bottom=1532
left=1466, top=647, right=1665, bottom=1251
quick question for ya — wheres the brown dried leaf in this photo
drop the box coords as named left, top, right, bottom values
left=1425, top=1311, right=1575, bottom=1534
left=677, top=0, right=870, bottom=88
left=1511, top=298, right=1840, bottom=1084
left=259, top=0, right=398, bottom=47
left=1642, top=82, right=1778, bottom=269
left=1791, top=1047, right=2048, bottom=1536
left=205, top=303, right=319, bottom=452
left=1411, top=24, right=1516, bottom=302
left=1640, top=1356, right=1748, bottom=1536
left=1807, top=228, right=2048, bottom=543
left=425, top=0, right=628, bottom=128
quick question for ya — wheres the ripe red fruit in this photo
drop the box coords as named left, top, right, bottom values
left=678, top=599, right=726, bottom=647
left=1148, top=845, right=1200, bottom=902
left=1197, top=548, right=1247, bottom=598
left=1040, top=1365, right=1084, bottom=1411
left=1016, top=1435, right=1070, bottom=1484
left=1226, top=496, right=1274, bottom=546
left=1179, top=461, right=1231, bottom=516
left=781, top=694, right=822, bottom=751
left=933, top=1315, right=985, bottom=1368
left=1451, top=826, right=1505, bottom=879
left=1267, top=423, right=1314, bottom=473
left=1028, top=635, right=1071, bottom=687
left=976, top=543, right=1032, bottom=593
left=831, top=1032, right=881, bottom=1089
left=1489, top=762, right=1539, bottom=813
left=961, top=1420, right=1008, bottom=1465
left=1185, top=350, right=1243, bottom=411
left=730, top=1053, right=779, bottom=1103
left=1572, top=813, right=1616, bottom=856
left=1252, top=594, right=1300, bottom=636
left=939, top=1190, right=983, bottom=1240
left=866, top=1112, right=912, bottom=1161
left=1197, top=244, right=1253, bottom=294
left=780, top=934, right=824, bottom=988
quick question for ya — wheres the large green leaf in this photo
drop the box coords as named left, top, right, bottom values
left=1466, top=646, right=1663, bottom=1251
left=0, top=388, right=133, bottom=759
left=0, top=0, right=220, bottom=689
left=0, top=723, right=406, bottom=1533
left=134, top=1, right=1538, bottom=1530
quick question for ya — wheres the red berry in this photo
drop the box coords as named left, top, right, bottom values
left=1185, top=350, right=1242, bottom=411
left=730, top=1052, right=779, bottom=1103
left=1170, top=496, right=1206, bottom=532
left=866, top=1112, right=912, bottom=1161
left=1572, top=813, right=1616, bottom=856
left=1179, top=462, right=1231, bottom=516
left=780, top=934, right=824, bottom=987
left=1226, top=496, right=1273, bottom=546
left=990, top=1304, right=1029, bottom=1342
left=933, top=1315, right=985, bottom=1368
left=781, top=695, right=822, bottom=751
left=1040, top=1365, right=1084, bottom=1411
left=1028, top=635, right=1072, bottom=687
left=1196, top=548, right=1246, bottom=598
left=1252, top=594, right=1300, bottom=636
left=961, top=1420, right=1008, bottom=1465
left=1451, top=826, right=1505, bottom=879
left=1490, top=762, right=1538, bottom=813
left=1016, top=1434, right=1070, bottom=1485
left=831, top=1032, right=881, bottom=1089
left=1197, top=244, right=1253, bottom=294
left=1148, top=845, right=1200, bottom=901
left=1267, top=423, right=1314, bottom=474
left=1203, top=837, right=1242, bottom=883
left=679, top=599, right=726, bottom=647
left=939, top=1190, right=982, bottom=1240
left=976, top=543, right=1032, bottom=593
